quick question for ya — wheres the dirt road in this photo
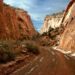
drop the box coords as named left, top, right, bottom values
left=12, top=47, right=75, bottom=75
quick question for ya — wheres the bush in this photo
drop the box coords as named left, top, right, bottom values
left=40, top=40, right=50, bottom=46
left=0, top=43, right=15, bottom=63
left=31, top=33, right=40, bottom=40
left=26, top=43, right=39, bottom=55
left=41, top=32, right=47, bottom=36
left=0, top=49, right=15, bottom=63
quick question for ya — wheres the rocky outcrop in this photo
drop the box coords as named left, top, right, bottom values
left=59, top=0, right=75, bottom=52
left=40, top=12, right=64, bottom=34
left=0, top=0, right=36, bottom=40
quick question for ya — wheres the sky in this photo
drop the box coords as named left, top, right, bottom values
left=4, top=0, right=69, bottom=31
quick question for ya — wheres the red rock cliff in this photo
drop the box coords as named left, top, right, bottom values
left=59, top=0, right=75, bottom=52
left=15, top=9, right=37, bottom=38
left=0, top=1, right=36, bottom=40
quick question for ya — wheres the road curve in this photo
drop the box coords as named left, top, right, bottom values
left=12, top=47, right=75, bottom=75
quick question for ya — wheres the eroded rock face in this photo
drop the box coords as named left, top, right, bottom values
left=59, top=1, right=75, bottom=52
left=16, top=9, right=37, bottom=38
left=0, top=1, right=36, bottom=40
left=3, top=4, right=20, bottom=39
left=0, top=1, right=11, bottom=39
left=40, top=12, right=63, bottom=34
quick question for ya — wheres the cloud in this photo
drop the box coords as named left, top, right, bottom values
left=4, top=0, right=14, bottom=4
left=4, top=0, right=69, bottom=31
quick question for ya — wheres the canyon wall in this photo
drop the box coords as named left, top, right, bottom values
left=59, top=1, right=75, bottom=52
left=15, top=9, right=37, bottom=38
left=0, top=0, right=36, bottom=40
left=40, top=12, right=63, bottom=34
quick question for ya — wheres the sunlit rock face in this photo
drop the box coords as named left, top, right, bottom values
left=0, top=0, right=10, bottom=39
left=3, top=4, right=20, bottom=39
left=0, top=1, right=37, bottom=40
left=40, top=12, right=63, bottom=34
left=16, top=9, right=37, bottom=38
left=59, top=1, right=75, bottom=52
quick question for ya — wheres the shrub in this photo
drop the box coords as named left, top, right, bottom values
left=41, top=32, right=47, bottom=36
left=26, top=43, right=39, bottom=55
left=31, top=33, right=40, bottom=40
left=0, top=49, right=15, bottom=63
left=0, top=43, right=15, bottom=63
left=40, top=40, right=50, bottom=46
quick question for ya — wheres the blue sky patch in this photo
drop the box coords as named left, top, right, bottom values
left=4, top=0, right=69, bottom=31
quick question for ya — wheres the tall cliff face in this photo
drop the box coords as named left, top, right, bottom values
left=15, top=9, right=36, bottom=37
left=0, top=1, right=9, bottom=39
left=59, top=1, right=75, bottom=52
left=40, top=12, right=63, bottom=34
left=0, top=1, right=36, bottom=40
left=3, top=4, right=20, bottom=39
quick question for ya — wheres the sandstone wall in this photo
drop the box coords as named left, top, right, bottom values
left=40, top=12, right=63, bottom=34
left=59, top=1, right=75, bottom=52
left=0, top=1, right=36, bottom=40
